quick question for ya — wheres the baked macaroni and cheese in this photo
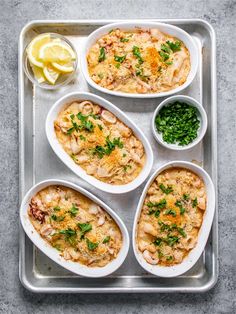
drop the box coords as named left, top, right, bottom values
left=136, top=168, right=206, bottom=266
left=28, top=185, right=122, bottom=267
left=54, top=100, right=145, bottom=185
left=87, top=28, right=190, bottom=94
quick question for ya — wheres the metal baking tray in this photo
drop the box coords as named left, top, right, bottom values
left=19, top=19, right=218, bottom=293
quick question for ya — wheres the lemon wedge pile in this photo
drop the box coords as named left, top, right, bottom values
left=27, top=34, right=76, bottom=85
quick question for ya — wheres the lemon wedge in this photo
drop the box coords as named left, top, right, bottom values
left=43, top=65, right=60, bottom=85
left=39, top=42, right=76, bottom=64
left=30, top=63, right=46, bottom=83
left=27, top=34, right=51, bottom=68
left=52, top=61, right=74, bottom=73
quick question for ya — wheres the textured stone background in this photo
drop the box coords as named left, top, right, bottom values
left=0, top=0, right=235, bottom=313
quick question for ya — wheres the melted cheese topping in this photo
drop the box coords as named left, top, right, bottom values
left=87, top=28, right=190, bottom=94
left=137, top=168, right=207, bottom=267
left=28, top=185, right=122, bottom=267
left=54, top=100, right=145, bottom=185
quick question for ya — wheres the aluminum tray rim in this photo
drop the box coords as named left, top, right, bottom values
left=19, top=18, right=218, bottom=293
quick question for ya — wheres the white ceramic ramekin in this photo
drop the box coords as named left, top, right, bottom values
left=20, top=179, right=130, bottom=277
left=132, top=161, right=215, bottom=277
left=45, top=92, right=153, bottom=194
left=152, top=95, right=208, bottom=150
left=81, top=21, right=199, bottom=98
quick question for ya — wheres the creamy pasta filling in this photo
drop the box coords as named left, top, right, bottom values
left=28, top=185, right=122, bottom=267
left=87, top=28, right=190, bottom=94
left=137, top=168, right=206, bottom=266
left=54, top=100, right=145, bottom=185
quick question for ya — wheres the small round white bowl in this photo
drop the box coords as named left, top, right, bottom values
left=132, top=161, right=215, bottom=278
left=152, top=95, right=208, bottom=150
left=45, top=91, right=153, bottom=194
left=20, top=179, right=130, bottom=278
left=81, top=21, right=199, bottom=98
left=23, top=33, right=78, bottom=90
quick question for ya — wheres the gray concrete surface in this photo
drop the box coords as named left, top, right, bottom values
left=0, top=0, right=235, bottom=313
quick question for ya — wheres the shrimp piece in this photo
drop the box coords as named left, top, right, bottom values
left=162, top=245, right=173, bottom=256
left=197, top=189, right=205, bottom=198
left=147, top=185, right=157, bottom=195
left=138, top=240, right=149, bottom=252
left=145, top=244, right=156, bottom=253
left=138, top=31, right=150, bottom=42
left=63, top=248, right=72, bottom=260
left=87, top=44, right=100, bottom=66
left=101, top=110, right=117, bottom=124
left=143, top=223, right=157, bottom=236
left=88, top=203, right=105, bottom=225
left=97, top=206, right=105, bottom=226
left=116, top=122, right=132, bottom=138
left=109, top=128, right=121, bottom=139
left=134, top=145, right=144, bottom=158
left=70, top=137, right=81, bottom=155
left=197, top=197, right=206, bottom=210
left=108, top=227, right=120, bottom=240
left=173, top=250, right=184, bottom=263
left=40, top=224, right=54, bottom=237
left=76, top=155, right=89, bottom=164
left=88, top=203, right=100, bottom=215
left=92, top=104, right=101, bottom=115
left=40, top=187, right=63, bottom=207
left=67, top=101, right=80, bottom=111
left=128, top=137, right=144, bottom=157
left=55, top=117, right=71, bottom=132
left=137, top=78, right=151, bottom=89
left=78, top=101, right=94, bottom=115
left=185, top=223, right=193, bottom=232
left=86, top=164, right=97, bottom=175
left=150, top=29, right=166, bottom=40
left=149, top=195, right=162, bottom=203
left=108, top=227, right=116, bottom=237
left=164, top=172, right=170, bottom=180
left=67, top=248, right=80, bottom=260
left=103, top=71, right=114, bottom=86
left=143, top=250, right=159, bottom=265
left=188, top=211, right=202, bottom=227
left=118, top=152, right=130, bottom=166
left=136, top=85, right=148, bottom=94
left=179, top=236, right=197, bottom=250
left=69, top=101, right=94, bottom=115
left=130, top=150, right=142, bottom=165
left=97, top=167, right=111, bottom=178
left=192, top=213, right=202, bottom=227
left=108, top=247, right=114, bottom=255
left=193, top=177, right=202, bottom=188
left=56, top=186, right=66, bottom=199
left=127, top=136, right=137, bottom=148
left=97, top=215, right=105, bottom=226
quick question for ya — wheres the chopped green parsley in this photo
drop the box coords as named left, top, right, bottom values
left=98, top=47, right=106, bottom=62
left=86, top=238, right=99, bottom=251
left=77, top=223, right=92, bottom=239
left=92, top=136, right=123, bottom=159
left=159, top=183, right=173, bottom=194
left=155, top=101, right=200, bottom=146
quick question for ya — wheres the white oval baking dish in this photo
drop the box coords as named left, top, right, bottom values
left=132, top=161, right=215, bottom=277
left=20, top=179, right=130, bottom=278
left=81, top=21, right=199, bottom=98
left=45, top=91, right=153, bottom=194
